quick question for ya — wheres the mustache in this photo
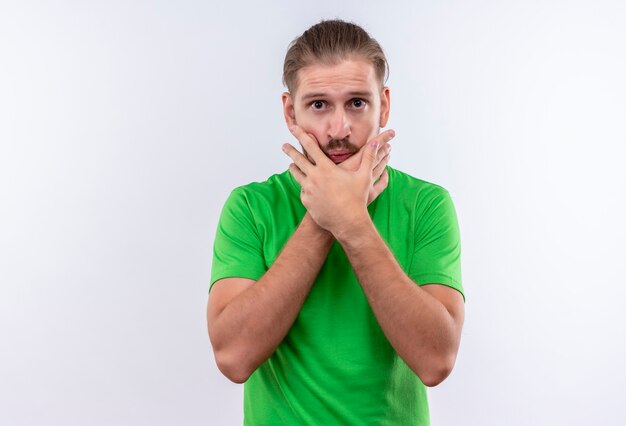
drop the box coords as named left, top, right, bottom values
left=301, top=138, right=360, bottom=164
left=323, top=138, right=359, bottom=154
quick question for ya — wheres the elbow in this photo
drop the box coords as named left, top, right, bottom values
left=417, top=353, right=457, bottom=388
left=214, top=348, right=254, bottom=384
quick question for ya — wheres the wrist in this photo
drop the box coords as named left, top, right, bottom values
left=301, top=212, right=335, bottom=243
left=333, top=210, right=372, bottom=244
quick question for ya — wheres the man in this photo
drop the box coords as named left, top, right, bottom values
left=207, top=19, right=464, bottom=424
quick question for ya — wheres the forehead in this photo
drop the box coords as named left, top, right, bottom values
left=295, top=59, right=378, bottom=100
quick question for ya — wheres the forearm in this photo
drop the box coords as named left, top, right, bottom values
left=212, top=213, right=334, bottom=381
left=335, top=216, right=461, bottom=386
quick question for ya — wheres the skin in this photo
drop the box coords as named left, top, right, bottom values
left=207, top=57, right=464, bottom=387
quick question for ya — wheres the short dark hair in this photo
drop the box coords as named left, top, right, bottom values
left=282, top=19, right=389, bottom=95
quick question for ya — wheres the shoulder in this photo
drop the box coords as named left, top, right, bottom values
left=386, top=167, right=453, bottom=208
left=230, top=170, right=293, bottom=194
left=220, top=170, right=300, bottom=223
left=227, top=170, right=298, bottom=205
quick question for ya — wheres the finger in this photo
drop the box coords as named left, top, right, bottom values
left=288, top=162, right=306, bottom=185
left=375, top=142, right=391, bottom=166
left=282, top=143, right=313, bottom=174
left=371, top=129, right=396, bottom=146
left=289, top=125, right=330, bottom=166
left=369, top=168, right=389, bottom=202
left=370, top=130, right=395, bottom=161
left=336, top=146, right=363, bottom=171
left=360, top=139, right=382, bottom=172
left=359, top=129, right=395, bottom=172
left=372, top=153, right=390, bottom=180
left=378, top=142, right=391, bottom=160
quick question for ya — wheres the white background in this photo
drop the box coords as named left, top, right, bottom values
left=1, top=1, right=625, bottom=425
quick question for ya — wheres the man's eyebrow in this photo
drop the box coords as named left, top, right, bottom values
left=300, top=91, right=374, bottom=103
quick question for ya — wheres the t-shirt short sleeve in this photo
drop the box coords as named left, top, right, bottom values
left=409, top=188, right=464, bottom=300
left=210, top=188, right=266, bottom=293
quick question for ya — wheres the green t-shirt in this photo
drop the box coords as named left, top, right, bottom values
left=210, top=166, right=463, bottom=425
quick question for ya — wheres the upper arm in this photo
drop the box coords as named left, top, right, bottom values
left=410, top=188, right=464, bottom=298
left=208, top=188, right=266, bottom=351
left=207, top=278, right=255, bottom=339
left=211, top=188, right=266, bottom=292
left=421, top=284, right=465, bottom=332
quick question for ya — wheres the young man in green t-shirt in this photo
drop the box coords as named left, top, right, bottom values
left=207, top=19, right=465, bottom=424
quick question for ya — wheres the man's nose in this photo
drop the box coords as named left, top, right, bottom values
left=327, top=109, right=351, bottom=140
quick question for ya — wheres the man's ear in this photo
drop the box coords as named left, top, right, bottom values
left=379, top=86, right=391, bottom=127
left=282, top=92, right=296, bottom=128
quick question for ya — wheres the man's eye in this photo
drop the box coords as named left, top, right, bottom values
left=352, top=99, right=366, bottom=108
left=312, top=101, right=325, bottom=110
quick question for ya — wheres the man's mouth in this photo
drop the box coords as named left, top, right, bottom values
left=326, top=151, right=354, bottom=164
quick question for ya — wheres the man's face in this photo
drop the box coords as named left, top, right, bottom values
left=282, top=58, right=390, bottom=164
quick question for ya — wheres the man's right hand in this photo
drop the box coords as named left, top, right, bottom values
left=298, top=131, right=392, bottom=205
